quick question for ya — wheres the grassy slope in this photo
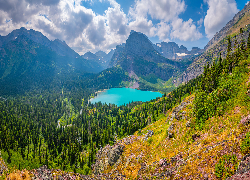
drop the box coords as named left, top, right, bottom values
left=102, top=55, right=250, bottom=179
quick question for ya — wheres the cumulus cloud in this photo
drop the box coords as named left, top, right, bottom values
left=170, top=18, right=202, bottom=41
left=156, top=22, right=170, bottom=42
left=129, top=0, right=186, bottom=22
left=129, top=17, right=156, bottom=37
left=197, top=18, right=203, bottom=28
left=128, top=0, right=201, bottom=42
left=0, top=0, right=203, bottom=54
left=26, top=0, right=60, bottom=6
left=86, top=16, right=106, bottom=46
left=204, top=0, right=239, bottom=38
left=105, top=2, right=129, bottom=35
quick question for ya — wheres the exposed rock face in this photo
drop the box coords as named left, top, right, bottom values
left=93, top=135, right=140, bottom=175
left=144, top=130, right=154, bottom=141
left=154, top=42, right=204, bottom=60
left=125, top=30, right=155, bottom=57
left=108, top=44, right=125, bottom=68
left=176, top=28, right=250, bottom=86
left=0, top=152, right=8, bottom=176
left=83, top=50, right=115, bottom=69
left=108, top=144, right=125, bottom=166
left=82, top=51, right=98, bottom=60
left=205, top=2, right=250, bottom=51
left=240, top=115, right=250, bottom=125
left=170, top=97, right=193, bottom=121
left=228, top=154, right=250, bottom=180
left=175, top=3, right=250, bottom=86
left=108, top=30, right=187, bottom=91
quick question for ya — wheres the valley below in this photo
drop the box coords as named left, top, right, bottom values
left=89, top=88, right=163, bottom=106
left=0, top=2, right=250, bottom=180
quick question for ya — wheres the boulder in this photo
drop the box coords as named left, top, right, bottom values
left=108, top=144, right=124, bottom=166
left=227, top=154, right=250, bottom=180
left=240, top=115, right=250, bottom=125
left=168, top=124, right=174, bottom=132
left=168, top=132, right=174, bottom=138
left=186, top=121, right=191, bottom=127
left=144, top=130, right=154, bottom=141
left=192, top=134, right=200, bottom=141
left=247, top=89, right=250, bottom=97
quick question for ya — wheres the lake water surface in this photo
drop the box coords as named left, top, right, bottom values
left=90, top=88, right=162, bottom=106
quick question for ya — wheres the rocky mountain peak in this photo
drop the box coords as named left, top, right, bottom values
left=95, top=50, right=107, bottom=58
left=82, top=51, right=98, bottom=60
left=0, top=27, right=79, bottom=58
left=154, top=42, right=203, bottom=60
left=125, top=30, right=155, bottom=56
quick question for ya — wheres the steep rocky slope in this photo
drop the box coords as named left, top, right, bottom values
left=91, top=49, right=250, bottom=179
left=154, top=42, right=204, bottom=60
left=205, top=3, right=250, bottom=51
left=176, top=3, right=250, bottom=85
left=83, top=50, right=114, bottom=69
left=109, top=31, right=192, bottom=92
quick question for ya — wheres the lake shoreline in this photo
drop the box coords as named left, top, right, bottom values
left=88, top=89, right=108, bottom=104
left=89, top=87, right=163, bottom=106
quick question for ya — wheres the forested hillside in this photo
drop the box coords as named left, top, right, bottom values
left=1, top=26, right=250, bottom=179
left=91, top=29, right=250, bottom=179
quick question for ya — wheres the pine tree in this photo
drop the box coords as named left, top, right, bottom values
left=227, top=36, right=232, bottom=56
left=247, top=32, right=250, bottom=53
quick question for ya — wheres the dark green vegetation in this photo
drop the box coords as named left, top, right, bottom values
left=0, top=58, right=198, bottom=174
left=1, top=21, right=250, bottom=178
left=0, top=28, right=103, bottom=96
left=215, top=154, right=238, bottom=179
left=0, top=72, right=197, bottom=173
left=194, top=34, right=250, bottom=129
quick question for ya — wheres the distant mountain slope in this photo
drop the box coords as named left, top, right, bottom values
left=108, top=31, right=192, bottom=91
left=0, top=33, right=103, bottom=95
left=0, top=27, right=79, bottom=58
left=176, top=3, right=250, bottom=85
left=153, top=42, right=204, bottom=60
left=205, top=3, right=250, bottom=51
left=91, top=26, right=250, bottom=179
left=83, top=50, right=114, bottom=69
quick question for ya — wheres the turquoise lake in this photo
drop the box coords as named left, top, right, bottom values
left=89, top=88, right=163, bottom=106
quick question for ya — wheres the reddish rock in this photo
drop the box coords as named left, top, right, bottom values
left=240, top=115, right=250, bottom=125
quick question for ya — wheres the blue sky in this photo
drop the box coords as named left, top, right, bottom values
left=0, top=0, right=248, bottom=54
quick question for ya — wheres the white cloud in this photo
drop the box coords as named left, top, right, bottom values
left=197, top=18, right=203, bottom=28
left=156, top=22, right=170, bottom=42
left=0, top=0, right=203, bottom=54
left=204, top=0, right=239, bottom=38
left=128, top=0, right=201, bottom=42
left=170, top=18, right=202, bottom=41
left=129, top=0, right=186, bottom=22
left=129, top=17, right=156, bottom=37
left=105, top=3, right=129, bottom=35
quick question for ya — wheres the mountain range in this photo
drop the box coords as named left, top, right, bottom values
left=0, top=2, right=250, bottom=179
left=176, top=2, right=250, bottom=85
left=0, top=27, right=194, bottom=95
left=154, top=42, right=204, bottom=60
left=82, top=49, right=114, bottom=69
left=107, top=30, right=193, bottom=91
